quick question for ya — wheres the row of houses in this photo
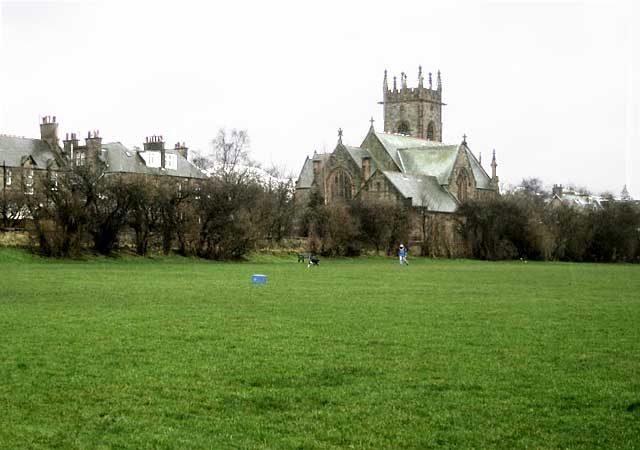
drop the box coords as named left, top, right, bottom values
left=0, top=116, right=206, bottom=196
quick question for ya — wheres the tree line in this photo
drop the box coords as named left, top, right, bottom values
left=458, top=181, right=640, bottom=262
left=2, top=132, right=638, bottom=263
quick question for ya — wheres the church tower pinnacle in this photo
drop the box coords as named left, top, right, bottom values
left=381, top=66, right=444, bottom=141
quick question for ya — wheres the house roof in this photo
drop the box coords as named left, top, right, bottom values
left=101, top=142, right=205, bottom=179
left=551, top=192, right=603, bottom=209
left=0, top=135, right=59, bottom=168
left=382, top=171, right=459, bottom=212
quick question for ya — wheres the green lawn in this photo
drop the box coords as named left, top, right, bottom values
left=1, top=249, right=639, bottom=449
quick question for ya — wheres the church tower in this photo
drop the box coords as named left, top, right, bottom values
left=382, top=67, right=444, bottom=141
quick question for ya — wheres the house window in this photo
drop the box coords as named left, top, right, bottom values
left=75, top=152, right=86, bottom=166
left=5, top=169, right=11, bottom=186
left=25, top=169, right=34, bottom=195
left=50, top=171, right=58, bottom=190
left=376, top=182, right=381, bottom=191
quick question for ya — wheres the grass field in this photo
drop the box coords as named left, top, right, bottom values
left=1, top=249, right=639, bottom=449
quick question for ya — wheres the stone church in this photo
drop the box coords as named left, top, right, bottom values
left=295, top=67, right=500, bottom=255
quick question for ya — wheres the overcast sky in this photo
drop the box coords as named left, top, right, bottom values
left=1, top=0, right=638, bottom=196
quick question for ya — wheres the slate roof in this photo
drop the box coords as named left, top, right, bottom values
left=396, top=144, right=492, bottom=189
left=374, top=132, right=449, bottom=167
left=101, top=142, right=205, bottom=179
left=0, top=135, right=60, bottom=168
left=344, top=145, right=378, bottom=176
left=295, top=157, right=314, bottom=189
left=383, top=171, right=458, bottom=212
left=466, top=150, right=492, bottom=189
left=551, top=193, right=603, bottom=209
left=295, top=152, right=332, bottom=189
left=397, top=146, right=459, bottom=183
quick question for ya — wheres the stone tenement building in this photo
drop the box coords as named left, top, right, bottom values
left=0, top=116, right=205, bottom=195
left=295, top=67, right=500, bottom=256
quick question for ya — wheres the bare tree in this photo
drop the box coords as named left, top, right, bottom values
left=1, top=187, right=26, bottom=229
left=211, top=128, right=252, bottom=183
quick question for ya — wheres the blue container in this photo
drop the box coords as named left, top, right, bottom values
left=251, top=274, right=267, bottom=284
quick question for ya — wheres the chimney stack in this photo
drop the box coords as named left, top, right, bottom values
left=175, top=141, right=189, bottom=160
left=62, top=132, right=79, bottom=159
left=85, top=130, right=103, bottom=170
left=40, top=115, right=59, bottom=150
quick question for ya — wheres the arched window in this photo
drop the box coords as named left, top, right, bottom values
left=427, top=121, right=435, bottom=140
left=397, top=121, right=410, bottom=135
left=456, top=168, right=469, bottom=202
left=328, top=168, right=353, bottom=201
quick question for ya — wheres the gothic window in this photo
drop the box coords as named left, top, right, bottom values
left=328, top=168, right=353, bottom=201
left=456, top=168, right=469, bottom=202
left=427, top=121, right=435, bottom=140
left=397, top=121, right=410, bottom=135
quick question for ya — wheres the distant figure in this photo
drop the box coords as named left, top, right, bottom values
left=297, top=253, right=306, bottom=263
left=399, top=244, right=409, bottom=265
left=308, top=254, right=320, bottom=268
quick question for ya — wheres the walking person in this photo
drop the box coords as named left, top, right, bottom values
left=399, top=244, right=409, bottom=266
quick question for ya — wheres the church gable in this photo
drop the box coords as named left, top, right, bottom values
left=360, top=130, right=401, bottom=172
left=448, top=145, right=478, bottom=202
left=358, top=170, right=404, bottom=205
left=322, top=144, right=364, bottom=202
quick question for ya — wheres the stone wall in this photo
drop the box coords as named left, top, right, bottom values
left=0, top=229, right=30, bottom=247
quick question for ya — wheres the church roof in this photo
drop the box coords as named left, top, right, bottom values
left=0, top=135, right=59, bottom=168
left=295, top=156, right=314, bottom=189
left=397, top=143, right=492, bottom=189
left=344, top=145, right=378, bottom=176
left=467, top=149, right=492, bottom=189
left=397, top=146, right=459, bottom=183
left=383, top=171, right=458, bottom=212
left=101, top=142, right=205, bottom=179
left=295, top=152, right=332, bottom=189
left=374, top=132, right=448, bottom=167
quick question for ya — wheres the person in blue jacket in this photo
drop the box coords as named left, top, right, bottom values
left=398, top=244, right=408, bottom=265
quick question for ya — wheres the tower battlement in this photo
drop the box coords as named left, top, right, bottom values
left=382, top=67, right=444, bottom=141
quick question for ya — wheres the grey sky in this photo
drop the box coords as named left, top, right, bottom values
left=1, top=0, right=638, bottom=196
